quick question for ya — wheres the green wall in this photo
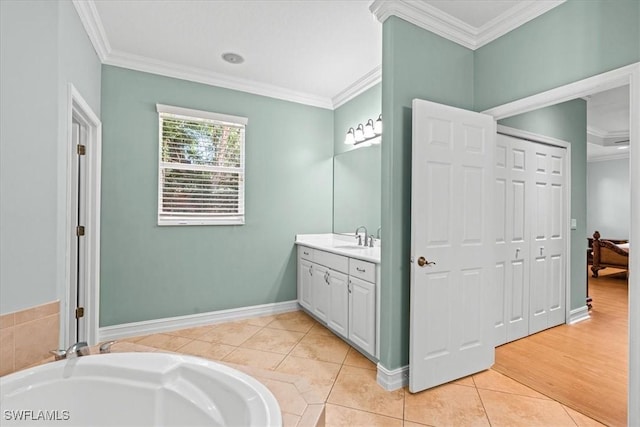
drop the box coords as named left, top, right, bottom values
left=380, top=16, right=474, bottom=370
left=474, top=0, right=640, bottom=111
left=499, top=99, right=588, bottom=310
left=0, top=0, right=101, bottom=314
left=100, top=66, right=333, bottom=326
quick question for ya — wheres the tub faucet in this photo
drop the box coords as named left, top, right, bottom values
left=355, top=226, right=368, bottom=246
left=99, top=340, right=117, bottom=354
left=50, top=341, right=90, bottom=360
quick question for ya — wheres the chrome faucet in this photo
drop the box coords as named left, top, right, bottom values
left=376, top=226, right=382, bottom=240
left=50, top=341, right=90, bottom=360
left=50, top=340, right=116, bottom=361
left=355, top=226, right=368, bottom=246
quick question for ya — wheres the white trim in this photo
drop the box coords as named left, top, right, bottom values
left=156, top=104, right=248, bottom=126
left=568, top=306, right=590, bottom=324
left=485, top=62, right=639, bottom=427
left=376, top=363, right=409, bottom=391
left=588, top=152, right=630, bottom=163
left=332, top=66, right=382, bottom=109
left=369, top=0, right=564, bottom=51
left=65, top=84, right=102, bottom=347
left=71, top=0, right=110, bottom=61
left=587, top=125, right=629, bottom=140
left=98, top=300, right=299, bottom=342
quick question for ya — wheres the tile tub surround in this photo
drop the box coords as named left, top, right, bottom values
left=89, top=310, right=602, bottom=426
left=0, top=301, right=60, bottom=376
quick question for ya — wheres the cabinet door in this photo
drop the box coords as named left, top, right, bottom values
left=297, top=258, right=313, bottom=311
left=348, top=276, right=376, bottom=355
left=327, top=270, right=349, bottom=339
left=312, top=264, right=330, bottom=322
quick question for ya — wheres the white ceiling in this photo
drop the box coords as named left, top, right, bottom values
left=586, top=85, right=630, bottom=162
left=83, top=0, right=563, bottom=108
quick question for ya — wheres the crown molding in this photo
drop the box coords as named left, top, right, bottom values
left=369, top=0, right=565, bottom=50
left=72, top=0, right=110, bottom=61
left=73, top=0, right=333, bottom=109
left=332, top=65, right=382, bottom=109
left=588, top=125, right=630, bottom=139
left=104, top=50, right=333, bottom=109
left=588, top=151, right=630, bottom=162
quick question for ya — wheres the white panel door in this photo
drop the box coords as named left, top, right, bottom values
left=327, top=270, right=349, bottom=338
left=529, top=143, right=567, bottom=334
left=494, top=134, right=533, bottom=345
left=410, top=99, right=495, bottom=393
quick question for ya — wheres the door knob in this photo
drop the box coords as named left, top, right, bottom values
left=417, top=256, right=435, bottom=267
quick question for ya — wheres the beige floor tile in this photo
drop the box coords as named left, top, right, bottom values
left=343, top=347, right=376, bottom=370
left=197, top=322, right=262, bottom=346
left=325, top=403, right=403, bottom=427
left=405, top=383, right=489, bottom=427
left=266, top=312, right=316, bottom=333
left=479, top=388, right=577, bottom=427
left=403, top=421, right=429, bottom=427
left=262, top=378, right=309, bottom=416
left=473, top=369, right=550, bottom=399
left=136, top=333, right=192, bottom=351
left=452, top=374, right=475, bottom=387
left=327, top=365, right=404, bottom=419
left=241, top=328, right=305, bottom=354
left=164, top=325, right=215, bottom=340
left=290, top=333, right=349, bottom=364
left=223, top=347, right=286, bottom=370
left=306, top=322, right=335, bottom=336
left=563, top=405, right=606, bottom=427
left=277, top=355, right=342, bottom=401
left=299, top=404, right=325, bottom=427
left=282, top=412, right=301, bottom=427
left=244, top=314, right=278, bottom=327
left=176, top=339, right=235, bottom=360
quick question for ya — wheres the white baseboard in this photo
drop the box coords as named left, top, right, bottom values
left=568, top=305, right=590, bottom=324
left=376, top=363, right=409, bottom=391
left=98, top=300, right=299, bottom=341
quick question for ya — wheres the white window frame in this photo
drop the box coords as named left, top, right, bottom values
left=156, top=104, right=247, bottom=226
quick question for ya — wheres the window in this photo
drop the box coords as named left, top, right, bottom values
left=157, top=104, right=247, bottom=225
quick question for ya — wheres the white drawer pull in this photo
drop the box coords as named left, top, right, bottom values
left=356, top=267, right=366, bottom=273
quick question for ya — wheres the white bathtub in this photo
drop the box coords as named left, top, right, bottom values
left=0, top=352, right=282, bottom=426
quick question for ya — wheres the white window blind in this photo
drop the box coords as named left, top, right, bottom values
left=157, top=104, right=247, bottom=225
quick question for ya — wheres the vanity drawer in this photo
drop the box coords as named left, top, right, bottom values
left=298, top=246, right=314, bottom=261
left=349, top=259, right=375, bottom=283
left=314, top=249, right=349, bottom=274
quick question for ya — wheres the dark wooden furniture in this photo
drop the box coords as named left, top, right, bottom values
left=589, top=231, right=629, bottom=278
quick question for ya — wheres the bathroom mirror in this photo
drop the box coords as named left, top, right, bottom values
left=333, top=144, right=381, bottom=235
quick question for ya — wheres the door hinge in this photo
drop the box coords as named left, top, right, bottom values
left=77, top=144, right=86, bottom=155
left=76, top=225, right=85, bottom=236
left=75, top=307, right=85, bottom=319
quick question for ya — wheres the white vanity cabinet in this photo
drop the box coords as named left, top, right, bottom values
left=296, top=243, right=378, bottom=359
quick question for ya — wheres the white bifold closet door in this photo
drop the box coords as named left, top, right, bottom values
left=494, top=133, right=567, bottom=346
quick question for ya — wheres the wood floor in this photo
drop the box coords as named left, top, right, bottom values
left=493, top=267, right=628, bottom=427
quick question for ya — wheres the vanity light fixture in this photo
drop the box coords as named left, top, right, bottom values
left=344, top=114, right=382, bottom=146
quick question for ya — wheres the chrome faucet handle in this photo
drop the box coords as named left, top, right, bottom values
left=368, top=235, right=375, bottom=247
left=355, top=226, right=368, bottom=246
left=99, top=340, right=117, bottom=354
left=355, top=234, right=362, bottom=245
left=50, top=349, right=67, bottom=361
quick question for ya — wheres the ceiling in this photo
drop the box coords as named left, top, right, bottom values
left=586, top=85, right=630, bottom=161
left=83, top=0, right=563, bottom=108
left=80, top=0, right=628, bottom=159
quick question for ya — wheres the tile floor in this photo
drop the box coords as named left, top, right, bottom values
left=113, top=310, right=602, bottom=426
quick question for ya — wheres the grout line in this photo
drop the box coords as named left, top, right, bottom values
left=473, top=381, right=493, bottom=427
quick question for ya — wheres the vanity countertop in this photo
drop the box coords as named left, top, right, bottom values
left=295, top=233, right=380, bottom=264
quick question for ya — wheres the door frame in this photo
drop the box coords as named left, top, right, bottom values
left=64, top=84, right=102, bottom=346
left=483, top=62, right=639, bottom=426
left=496, top=125, right=572, bottom=328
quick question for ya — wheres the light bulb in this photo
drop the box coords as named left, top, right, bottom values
left=374, top=114, right=382, bottom=135
left=364, top=119, right=375, bottom=138
left=344, top=128, right=355, bottom=145
left=354, top=124, right=365, bottom=142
